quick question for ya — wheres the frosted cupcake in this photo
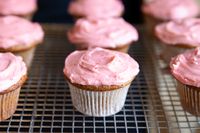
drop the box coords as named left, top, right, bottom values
left=170, top=48, right=200, bottom=116
left=142, top=0, right=199, bottom=37
left=0, top=16, right=44, bottom=68
left=0, top=0, right=37, bottom=20
left=63, top=48, right=139, bottom=116
left=67, top=18, right=138, bottom=53
left=68, top=0, right=124, bottom=19
left=155, top=18, right=200, bottom=64
left=0, top=53, right=27, bottom=120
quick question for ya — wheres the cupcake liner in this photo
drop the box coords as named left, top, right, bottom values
left=23, top=14, right=34, bottom=21
left=144, top=15, right=162, bottom=39
left=0, top=12, right=34, bottom=21
left=160, top=43, right=192, bottom=65
left=112, top=44, right=130, bottom=53
left=21, top=10, right=36, bottom=20
left=0, top=87, right=21, bottom=121
left=177, top=81, right=200, bottom=116
left=75, top=44, right=130, bottom=53
left=14, top=47, right=36, bottom=68
left=68, top=82, right=130, bottom=117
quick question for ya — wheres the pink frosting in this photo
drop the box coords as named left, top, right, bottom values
left=155, top=18, right=200, bottom=47
left=68, top=18, right=138, bottom=48
left=0, top=0, right=37, bottom=16
left=68, top=0, right=124, bottom=19
left=142, top=0, right=199, bottom=20
left=0, top=16, right=44, bottom=49
left=63, top=48, right=139, bottom=86
left=170, top=47, right=200, bottom=87
left=0, top=53, right=27, bottom=92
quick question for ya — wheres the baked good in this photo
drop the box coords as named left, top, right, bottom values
left=67, top=18, right=138, bottom=53
left=0, top=16, right=44, bottom=68
left=68, top=0, right=124, bottom=19
left=155, top=18, right=200, bottom=64
left=170, top=47, right=200, bottom=116
left=63, top=47, right=139, bottom=116
left=0, top=52, right=27, bottom=120
left=142, top=0, right=199, bottom=38
left=0, top=0, right=37, bottom=20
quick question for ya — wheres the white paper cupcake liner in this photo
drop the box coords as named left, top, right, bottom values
left=14, top=47, right=36, bottom=68
left=24, top=14, right=34, bottom=21
left=68, top=82, right=130, bottom=117
left=177, top=81, right=200, bottom=116
left=144, top=15, right=163, bottom=41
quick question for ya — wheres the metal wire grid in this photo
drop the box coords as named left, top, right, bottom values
left=0, top=24, right=199, bottom=133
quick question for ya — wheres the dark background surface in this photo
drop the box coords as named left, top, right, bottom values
left=33, top=0, right=143, bottom=24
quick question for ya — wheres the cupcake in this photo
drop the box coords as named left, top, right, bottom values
left=68, top=0, right=124, bottom=19
left=0, top=52, right=27, bottom=120
left=142, top=0, right=199, bottom=38
left=170, top=47, right=200, bottom=116
left=155, top=18, right=200, bottom=64
left=0, top=16, right=44, bottom=68
left=0, top=0, right=37, bottom=20
left=63, top=47, right=139, bottom=116
left=67, top=18, right=138, bottom=53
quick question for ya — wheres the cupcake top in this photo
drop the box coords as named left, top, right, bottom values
left=155, top=18, right=200, bottom=47
left=142, top=0, right=199, bottom=21
left=0, top=16, right=44, bottom=51
left=170, top=47, right=200, bottom=87
left=68, top=18, right=138, bottom=49
left=68, top=0, right=124, bottom=19
left=0, top=53, right=27, bottom=92
left=64, top=47, right=139, bottom=86
left=0, top=0, right=37, bottom=16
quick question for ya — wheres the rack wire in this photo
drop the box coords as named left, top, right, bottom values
left=0, top=24, right=199, bottom=133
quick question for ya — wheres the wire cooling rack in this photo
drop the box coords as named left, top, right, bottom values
left=0, top=24, right=200, bottom=133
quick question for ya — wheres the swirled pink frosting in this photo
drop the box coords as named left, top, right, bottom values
left=63, top=48, right=139, bottom=86
left=0, top=0, right=37, bottom=16
left=68, top=18, right=138, bottom=48
left=170, top=47, right=200, bottom=87
left=68, top=0, right=124, bottom=19
left=0, top=53, right=27, bottom=92
left=0, top=16, right=44, bottom=49
left=142, top=0, right=199, bottom=20
left=155, top=18, right=200, bottom=47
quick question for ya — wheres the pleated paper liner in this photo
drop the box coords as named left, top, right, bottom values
left=68, top=82, right=131, bottom=117
left=177, top=81, right=200, bottom=116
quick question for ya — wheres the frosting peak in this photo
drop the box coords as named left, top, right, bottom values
left=0, top=16, right=44, bottom=50
left=0, top=53, right=27, bottom=92
left=0, top=0, right=37, bottom=16
left=63, top=48, right=139, bottom=86
left=68, top=18, right=138, bottom=49
left=68, top=0, right=124, bottom=19
left=170, top=47, right=200, bottom=87
left=155, top=18, right=200, bottom=47
left=142, top=0, right=199, bottom=20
